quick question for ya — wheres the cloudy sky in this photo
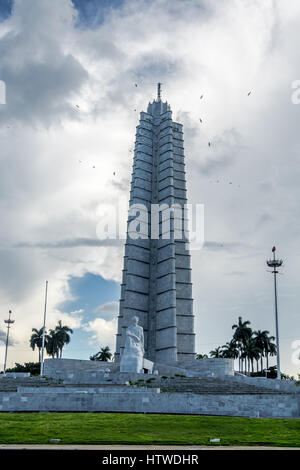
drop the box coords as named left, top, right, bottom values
left=0, top=0, right=299, bottom=376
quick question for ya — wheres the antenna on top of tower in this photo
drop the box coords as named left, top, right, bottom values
left=157, top=82, right=162, bottom=101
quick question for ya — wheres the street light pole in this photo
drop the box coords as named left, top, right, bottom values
left=3, top=310, right=14, bottom=375
left=40, top=281, right=48, bottom=377
left=266, top=246, right=283, bottom=380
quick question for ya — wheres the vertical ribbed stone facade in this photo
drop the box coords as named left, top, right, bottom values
left=115, top=92, right=195, bottom=364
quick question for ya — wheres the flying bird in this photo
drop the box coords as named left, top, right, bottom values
left=113, top=172, right=116, bottom=176
left=134, top=83, right=138, bottom=87
left=247, top=91, right=251, bottom=96
left=75, top=104, right=80, bottom=108
left=199, top=118, right=203, bottom=123
left=208, top=142, right=211, bottom=147
left=200, top=95, right=203, bottom=99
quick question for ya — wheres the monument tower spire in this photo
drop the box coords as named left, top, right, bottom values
left=157, top=82, right=162, bottom=101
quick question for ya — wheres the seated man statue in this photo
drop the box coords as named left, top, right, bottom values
left=120, top=316, right=144, bottom=373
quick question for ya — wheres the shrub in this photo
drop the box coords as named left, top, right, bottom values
left=3, top=362, right=40, bottom=376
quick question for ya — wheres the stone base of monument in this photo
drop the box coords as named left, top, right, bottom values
left=0, top=378, right=298, bottom=417
left=0, top=358, right=298, bottom=417
left=43, top=358, right=234, bottom=382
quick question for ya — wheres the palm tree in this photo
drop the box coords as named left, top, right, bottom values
left=221, top=340, right=239, bottom=359
left=232, top=316, right=252, bottom=372
left=54, top=320, right=73, bottom=358
left=253, top=330, right=270, bottom=372
left=209, top=346, right=223, bottom=358
left=265, top=335, right=276, bottom=370
left=30, top=327, right=46, bottom=362
left=266, top=339, right=277, bottom=370
left=90, top=346, right=112, bottom=362
left=241, top=337, right=261, bottom=374
left=46, top=329, right=61, bottom=359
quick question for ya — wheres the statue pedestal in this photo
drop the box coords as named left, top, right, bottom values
left=120, top=349, right=143, bottom=373
left=143, top=358, right=154, bottom=374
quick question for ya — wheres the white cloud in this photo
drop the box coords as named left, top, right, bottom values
left=84, top=317, right=117, bottom=351
left=94, top=301, right=119, bottom=320
left=70, top=308, right=84, bottom=315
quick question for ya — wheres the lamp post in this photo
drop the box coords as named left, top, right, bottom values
left=40, top=281, right=48, bottom=377
left=266, top=246, right=283, bottom=380
left=3, top=310, right=14, bottom=375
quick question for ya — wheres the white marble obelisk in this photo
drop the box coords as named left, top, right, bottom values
left=115, top=85, right=195, bottom=364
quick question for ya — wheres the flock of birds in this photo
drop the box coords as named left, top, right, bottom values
left=132, top=83, right=252, bottom=150
left=198, top=91, right=251, bottom=147
left=3, top=82, right=251, bottom=182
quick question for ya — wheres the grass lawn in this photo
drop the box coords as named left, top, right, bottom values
left=0, top=413, right=299, bottom=447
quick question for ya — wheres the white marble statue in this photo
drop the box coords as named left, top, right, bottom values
left=120, top=316, right=144, bottom=373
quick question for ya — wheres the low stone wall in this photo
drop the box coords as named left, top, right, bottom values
left=44, top=359, right=118, bottom=375
left=160, top=358, right=234, bottom=378
left=230, top=375, right=299, bottom=393
left=0, top=387, right=298, bottom=418
left=44, top=358, right=234, bottom=381
left=0, top=373, right=30, bottom=378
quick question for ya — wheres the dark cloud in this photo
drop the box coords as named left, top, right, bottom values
left=16, top=238, right=123, bottom=249
left=94, top=300, right=118, bottom=320
left=204, top=241, right=249, bottom=252
left=0, top=0, right=89, bottom=127
left=110, top=176, right=130, bottom=193
left=224, top=271, right=247, bottom=277
left=0, top=329, right=14, bottom=345
left=1, top=56, right=88, bottom=126
left=196, top=128, right=244, bottom=176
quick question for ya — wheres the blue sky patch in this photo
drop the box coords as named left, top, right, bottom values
left=0, top=0, right=12, bottom=21
left=56, top=272, right=120, bottom=360
left=72, top=0, right=125, bottom=27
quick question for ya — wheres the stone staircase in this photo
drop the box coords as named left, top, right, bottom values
left=148, top=376, right=294, bottom=395
left=0, top=375, right=295, bottom=396
left=0, top=376, right=62, bottom=392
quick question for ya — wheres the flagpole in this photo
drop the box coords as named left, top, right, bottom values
left=40, top=281, right=48, bottom=376
left=3, top=310, right=14, bottom=375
